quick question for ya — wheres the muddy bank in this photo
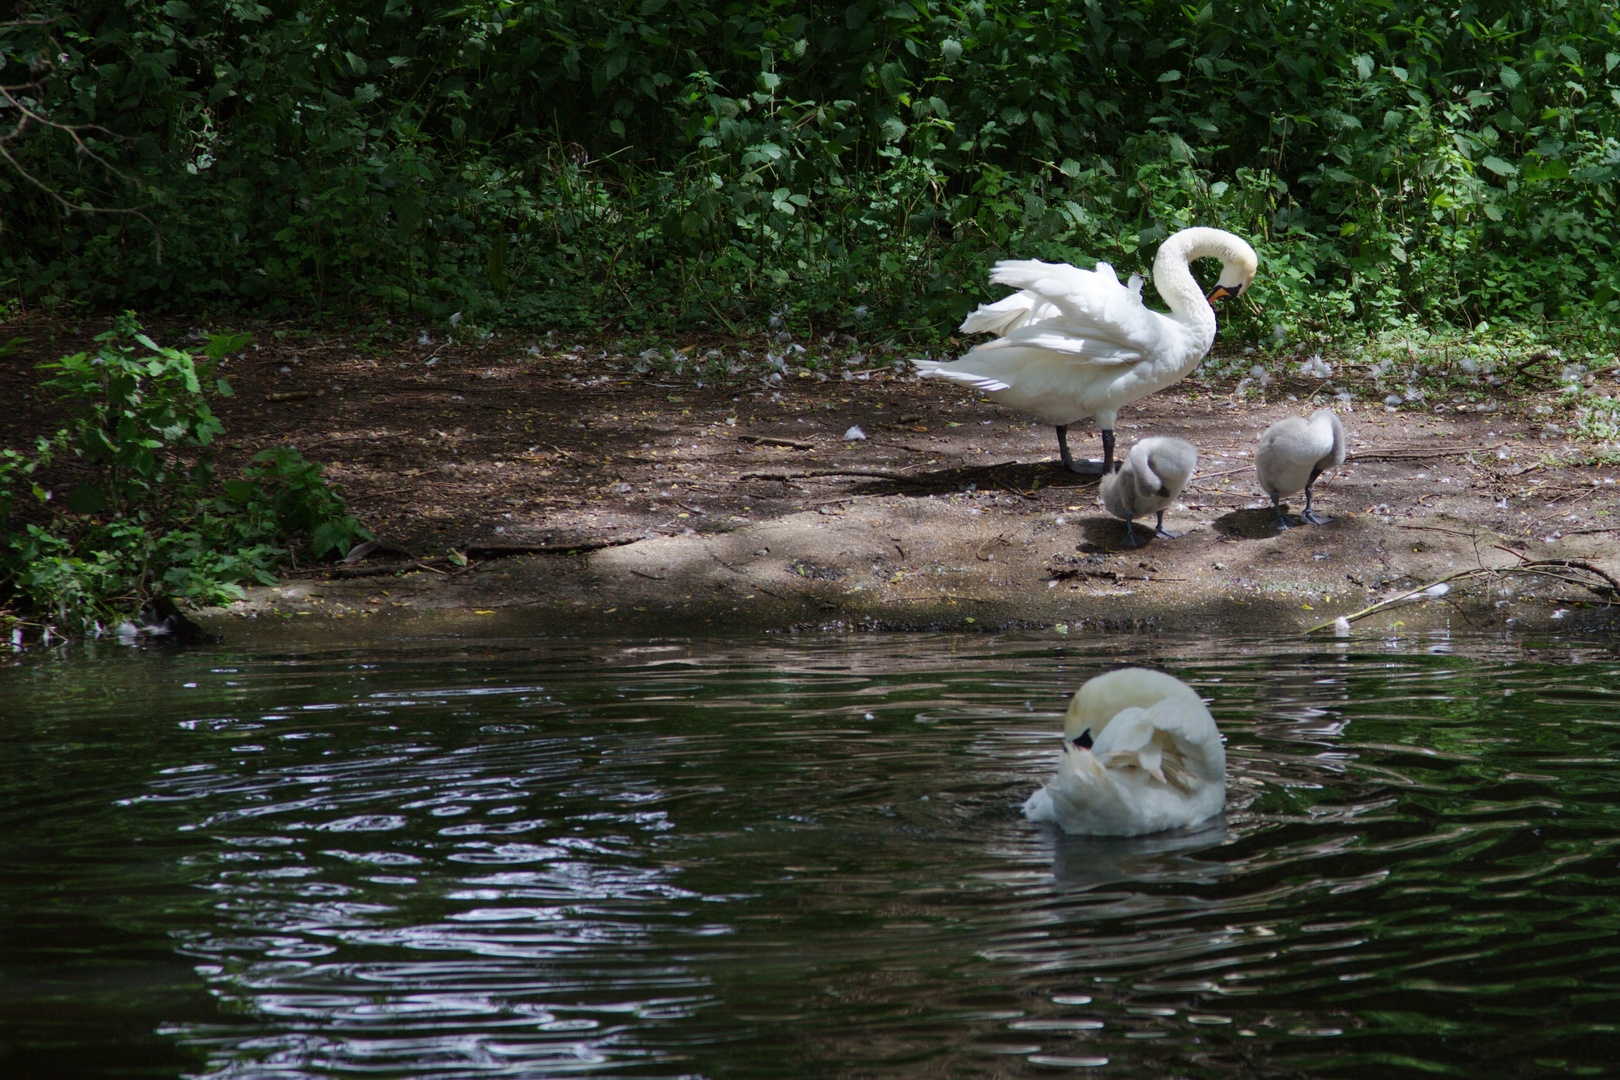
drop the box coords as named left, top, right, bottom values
left=218, top=497, right=1620, bottom=640
left=7, top=314, right=1613, bottom=639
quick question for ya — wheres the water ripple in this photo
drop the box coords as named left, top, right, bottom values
left=5, top=631, right=1620, bottom=1077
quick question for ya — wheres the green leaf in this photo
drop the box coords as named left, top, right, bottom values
left=1481, top=155, right=1517, bottom=177
left=942, top=38, right=962, bottom=61
left=204, top=332, right=253, bottom=361
left=1157, top=69, right=1182, bottom=83
left=1499, top=66, right=1521, bottom=90
left=879, top=62, right=906, bottom=97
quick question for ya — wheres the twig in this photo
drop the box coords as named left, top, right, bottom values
left=296, top=433, right=404, bottom=453
left=1517, top=557, right=1620, bottom=596
left=462, top=538, right=639, bottom=555
left=1304, top=567, right=1489, bottom=633
left=739, top=468, right=928, bottom=483
left=1350, top=445, right=1481, bottom=461
left=737, top=435, right=815, bottom=450
left=1396, top=524, right=1491, bottom=538
left=1306, top=554, right=1620, bottom=633
left=1191, top=463, right=1256, bottom=480
left=975, top=535, right=1011, bottom=561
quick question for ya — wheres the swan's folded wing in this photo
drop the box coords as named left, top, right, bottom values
left=976, top=323, right=1145, bottom=364
left=959, top=291, right=1062, bottom=336
left=1092, top=700, right=1221, bottom=793
left=986, top=259, right=1161, bottom=356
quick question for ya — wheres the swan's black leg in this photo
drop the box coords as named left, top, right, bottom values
left=1056, top=424, right=1075, bottom=471
left=1120, top=517, right=1143, bottom=547
left=1153, top=510, right=1182, bottom=540
left=1055, top=424, right=1108, bottom=475
left=1300, top=483, right=1332, bottom=525
left=1268, top=491, right=1294, bottom=530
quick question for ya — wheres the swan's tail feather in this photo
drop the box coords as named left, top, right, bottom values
left=912, top=358, right=1014, bottom=393
left=1022, top=786, right=1056, bottom=822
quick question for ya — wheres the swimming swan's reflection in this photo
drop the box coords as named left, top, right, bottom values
left=1045, top=817, right=1231, bottom=890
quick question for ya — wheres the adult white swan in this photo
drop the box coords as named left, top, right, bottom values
left=1024, top=668, right=1226, bottom=836
left=1255, top=408, right=1347, bottom=529
left=1100, top=435, right=1198, bottom=547
left=916, top=227, right=1257, bottom=473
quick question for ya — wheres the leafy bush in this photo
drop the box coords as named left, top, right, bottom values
left=0, top=317, right=371, bottom=633
left=1, top=1, right=1617, bottom=339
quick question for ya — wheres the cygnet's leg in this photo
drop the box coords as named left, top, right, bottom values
left=1300, top=483, right=1332, bottom=525
left=1267, top=491, right=1294, bottom=530
left=1120, top=516, right=1143, bottom=548
left=1054, top=425, right=1110, bottom=475
left=1153, top=510, right=1182, bottom=540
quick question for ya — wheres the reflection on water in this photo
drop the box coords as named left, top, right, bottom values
left=4, top=631, right=1620, bottom=1077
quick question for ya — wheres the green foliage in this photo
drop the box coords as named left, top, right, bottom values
left=2, top=1, right=1618, bottom=338
left=228, top=447, right=371, bottom=561
left=33, top=313, right=239, bottom=516
left=0, top=318, right=370, bottom=632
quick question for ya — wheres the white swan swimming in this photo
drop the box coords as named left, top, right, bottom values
left=1255, top=408, right=1346, bottom=529
left=1024, top=668, right=1226, bottom=837
left=916, top=227, right=1258, bottom=473
left=1099, top=436, right=1197, bottom=547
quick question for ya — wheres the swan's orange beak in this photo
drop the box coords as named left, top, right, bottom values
left=1207, top=283, right=1241, bottom=302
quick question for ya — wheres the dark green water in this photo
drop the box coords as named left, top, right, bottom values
left=3, top=628, right=1620, bottom=1079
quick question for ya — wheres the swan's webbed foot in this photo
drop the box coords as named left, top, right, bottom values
left=1299, top=487, right=1330, bottom=525
left=1266, top=494, right=1294, bottom=530
left=1153, top=512, right=1181, bottom=540
left=1119, top=520, right=1144, bottom=547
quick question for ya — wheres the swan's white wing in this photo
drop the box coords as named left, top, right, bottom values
left=959, top=292, right=1062, bottom=336
left=985, top=259, right=1163, bottom=358
left=1091, top=699, right=1223, bottom=793
left=974, top=322, right=1145, bottom=364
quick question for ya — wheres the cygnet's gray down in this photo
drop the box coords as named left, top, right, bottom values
left=1100, top=436, right=1198, bottom=547
left=1255, top=409, right=1346, bottom=529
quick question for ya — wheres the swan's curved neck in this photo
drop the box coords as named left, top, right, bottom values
left=1152, top=227, right=1240, bottom=337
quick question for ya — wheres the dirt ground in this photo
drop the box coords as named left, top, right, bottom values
left=6, top=311, right=1619, bottom=640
